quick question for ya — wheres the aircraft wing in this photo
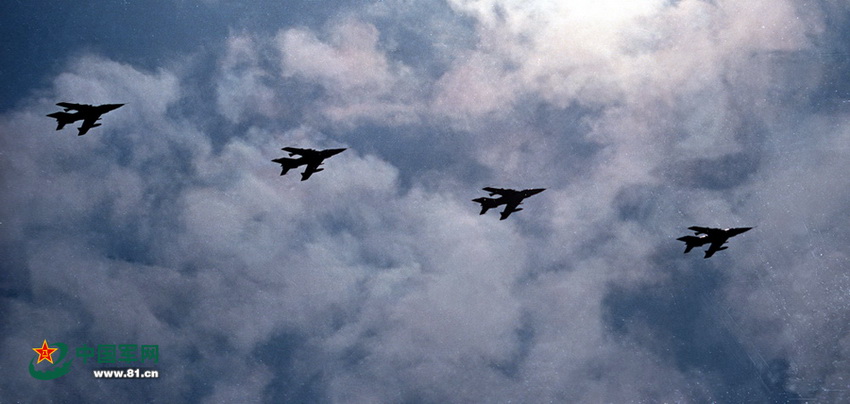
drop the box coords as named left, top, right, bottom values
left=57, top=102, right=91, bottom=111
left=499, top=199, right=522, bottom=220
left=688, top=226, right=721, bottom=236
left=300, top=161, right=322, bottom=181
left=282, top=147, right=315, bottom=156
left=483, top=187, right=513, bottom=196
left=703, top=239, right=726, bottom=258
left=77, top=115, right=100, bottom=136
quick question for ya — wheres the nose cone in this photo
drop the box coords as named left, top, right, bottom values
left=729, top=227, right=753, bottom=235
left=104, top=104, right=125, bottom=111
left=326, top=148, right=347, bottom=156
left=524, top=188, right=546, bottom=196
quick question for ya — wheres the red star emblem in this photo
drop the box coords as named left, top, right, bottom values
left=32, top=340, right=59, bottom=364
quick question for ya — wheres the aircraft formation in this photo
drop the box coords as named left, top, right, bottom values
left=46, top=101, right=752, bottom=258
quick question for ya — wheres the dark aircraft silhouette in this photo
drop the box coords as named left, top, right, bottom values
left=272, top=147, right=346, bottom=181
left=677, top=226, right=752, bottom=258
left=46, top=103, right=124, bottom=136
left=472, top=187, right=545, bottom=220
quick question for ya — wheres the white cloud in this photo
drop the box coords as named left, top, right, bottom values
left=216, top=33, right=279, bottom=123
left=54, top=56, right=180, bottom=122
left=3, top=0, right=850, bottom=402
left=276, top=18, right=423, bottom=125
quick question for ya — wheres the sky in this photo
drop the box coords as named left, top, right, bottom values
left=2, top=0, right=850, bottom=402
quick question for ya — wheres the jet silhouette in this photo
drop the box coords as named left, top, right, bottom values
left=46, top=102, right=124, bottom=136
left=677, top=226, right=752, bottom=258
left=272, top=147, right=346, bottom=181
left=472, top=187, right=545, bottom=220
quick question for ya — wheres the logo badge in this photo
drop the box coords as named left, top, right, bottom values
left=29, top=340, right=74, bottom=380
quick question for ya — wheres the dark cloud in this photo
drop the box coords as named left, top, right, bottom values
left=3, top=0, right=850, bottom=402
left=603, top=263, right=802, bottom=402
left=665, top=152, right=760, bottom=190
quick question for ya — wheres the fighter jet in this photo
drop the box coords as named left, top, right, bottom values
left=472, top=187, right=546, bottom=220
left=676, top=226, right=753, bottom=258
left=272, top=147, right=346, bottom=181
left=46, top=103, right=124, bottom=136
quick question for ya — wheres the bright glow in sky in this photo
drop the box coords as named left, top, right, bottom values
left=2, top=1, right=850, bottom=402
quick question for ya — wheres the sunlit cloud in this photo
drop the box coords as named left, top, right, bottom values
left=2, top=0, right=850, bottom=402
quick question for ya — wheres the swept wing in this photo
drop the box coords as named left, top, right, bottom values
left=56, top=102, right=92, bottom=111
left=499, top=199, right=522, bottom=220
left=282, top=147, right=316, bottom=157
left=703, top=239, right=728, bottom=258
left=300, top=161, right=323, bottom=181
left=77, top=115, right=100, bottom=136
left=483, top=187, right=514, bottom=196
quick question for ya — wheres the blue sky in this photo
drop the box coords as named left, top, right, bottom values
left=3, top=1, right=850, bottom=402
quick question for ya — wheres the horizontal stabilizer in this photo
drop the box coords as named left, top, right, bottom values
left=272, top=157, right=300, bottom=167
left=272, top=157, right=302, bottom=176
left=677, top=235, right=708, bottom=253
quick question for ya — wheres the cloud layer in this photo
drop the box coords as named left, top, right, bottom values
left=3, top=0, right=850, bottom=402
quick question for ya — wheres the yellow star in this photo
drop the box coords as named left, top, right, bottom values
left=33, top=340, right=59, bottom=364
